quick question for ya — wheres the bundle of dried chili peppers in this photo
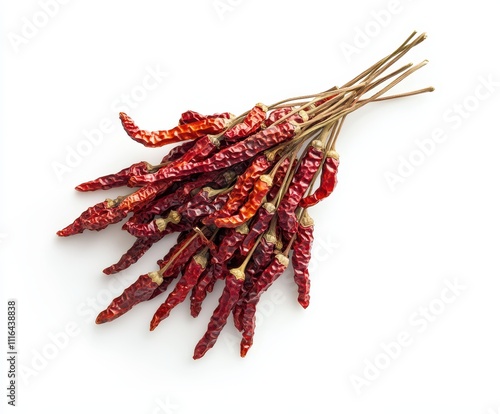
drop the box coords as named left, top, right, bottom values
left=58, top=32, right=433, bottom=358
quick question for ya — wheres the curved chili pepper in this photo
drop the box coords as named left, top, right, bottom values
left=75, top=161, right=152, bottom=192
left=240, top=253, right=289, bottom=357
left=193, top=270, right=244, bottom=359
left=95, top=271, right=163, bottom=324
left=223, top=103, right=267, bottom=142
left=119, top=112, right=230, bottom=147
left=291, top=211, right=314, bottom=308
left=213, top=175, right=273, bottom=228
left=150, top=253, right=208, bottom=330
left=299, top=151, right=339, bottom=208
left=277, top=140, right=323, bottom=234
left=129, top=122, right=299, bottom=186
left=239, top=202, right=276, bottom=256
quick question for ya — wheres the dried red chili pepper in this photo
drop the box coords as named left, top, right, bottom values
left=124, top=210, right=181, bottom=238
left=190, top=265, right=215, bottom=318
left=239, top=202, right=276, bottom=256
left=291, top=210, right=314, bottom=308
left=177, top=187, right=230, bottom=223
left=211, top=224, right=248, bottom=264
left=267, top=157, right=292, bottom=201
left=103, top=236, right=157, bottom=275
left=213, top=175, right=273, bottom=228
left=118, top=181, right=171, bottom=213
left=223, top=103, right=267, bottom=142
left=130, top=122, right=298, bottom=186
left=299, top=150, right=339, bottom=208
left=119, top=112, right=230, bottom=147
left=240, top=253, right=289, bottom=357
left=150, top=252, right=208, bottom=330
left=264, top=107, right=293, bottom=126
left=193, top=269, right=244, bottom=359
left=57, top=196, right=127, bottom=236
left=277, top=140, right=324, bottom=234
left=203, top=154, right=272, bottom=224
left=179, top=110, right=233, bottom=125
left=75, top=161, right=152, bottom=192
left=95, top=271, right=163, bottom=323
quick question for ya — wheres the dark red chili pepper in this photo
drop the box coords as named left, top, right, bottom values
left=56, top=196, right=127, bottom=236
left=150, top=253, right=208, bottom=330
left=264, top=107, right=293, bottom=126
left=119, top=181, right=171, bottom=213
left=277, top=140, right=324, bottom=234
left=239, top=202, right=276, bottom=256
left=240, top=253, right=289, bottom=357
left=233, top=230, right=277, bottom=331
left=179, top=110, right=233, bottom=125
left=193, top=270, right=244, bottom=359
left=223, top=103, right=267, bottom=142
left=291, top=211, right=314, bottom=308
left=177, top=187, right=230, bottom=223
left=103, top=237, right=157, bottom=275
left=95, top=271, right=163, bottom=323
left=130, top=122, right=298, bottom=186
left=267, top=157, right=292, bottom=201
left=160, top=140, right=196, bottom=164
left=190, top=265, right=215, bottom=318
left=299, top=150, right=339, bottom=208
left=119, top=112, right=230, bottom=147
left=75, top=161, right=152, bottom=192
left=124, top=210, right=181, bottom=239
left=213, top=175, right=273, bottom=228
left=211, top=224, right=248, bottom=264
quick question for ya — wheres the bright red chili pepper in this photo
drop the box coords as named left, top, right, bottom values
left=178, top=110, right=233, bottom=125
left=213, top=175, right=273, bottom=228
left=299, top=150, right=339, bottom=208
left=119, top=112, right=230, bottom=147
left=239, top=202, right=276, bottom=256
left=223, top=103, right=267, bottom=142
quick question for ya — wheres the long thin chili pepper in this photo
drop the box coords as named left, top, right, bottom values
left=291, top=210, right=314, bottom=308
left=299, top=150, right=340, bottom=208
left=95, top=271, right=163, bottom=323
left=211, top=224, right=249, bottom=264
left=239, top=202, right=276, bottom=256
left=150, top=252, right=208, bottom=330
left=240, top=253, right=289, bottom=357
left=119, top=113, right=230, bottom=147
left=103, top=236, right=157, bottom=275
left=193, top=269, right=244, bottom=359
left=213, top=175, right=273, bottom=228
left=277, top=140, right=323, bottom=234
left=56, top=196, right=126, bottom=236
left=177, top=188, right=230, bottom=223
left=124, top=210, right=182, bottom=239
left=75, top=161, right=152, bottom=192
left=130, top=122, right=299, bottom=186
left=203, top=154, right=272, bottom=224
left=223, top=103, right=267, bottom=142
left=160, top=140, right=196, bottom=164
left=190, top=265, right=215, bottom=318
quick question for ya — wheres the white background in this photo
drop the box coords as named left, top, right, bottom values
left=1, top=0, right=500, bottom=413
